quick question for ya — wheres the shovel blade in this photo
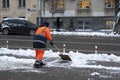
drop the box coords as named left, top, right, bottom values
left=59, top=54, right=72, bottom=61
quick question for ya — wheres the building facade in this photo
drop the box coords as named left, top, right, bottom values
left=0, top=0, right=37, bottom=24
left=0, top=0, right=115, bottom=30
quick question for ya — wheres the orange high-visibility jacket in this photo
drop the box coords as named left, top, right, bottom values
left=35, top=26, right=52, bottom=41
left=33, top=26, right=52, bottom=49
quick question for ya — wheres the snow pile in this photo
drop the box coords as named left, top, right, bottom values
left=0, top=48, right=120, bottom=71
left=52, top=31, right=120, bottom=37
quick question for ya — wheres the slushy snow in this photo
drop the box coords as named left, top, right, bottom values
left=0, top=48, right=120, bottom=71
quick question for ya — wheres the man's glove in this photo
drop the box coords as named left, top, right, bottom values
left=50, top=40, right=54, bottom=46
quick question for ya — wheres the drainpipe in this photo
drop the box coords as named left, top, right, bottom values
left=51, top=0, right=54, bottom=31
left=38, top=0, right=42, bottom=25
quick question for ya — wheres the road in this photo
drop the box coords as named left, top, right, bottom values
left=0, top=34, right=120, bottom=54
left=0, top=34, right=120, bottom=80
left=0, top=34, right=120, bottom=55
left=0, top=67, right=120, bottom=80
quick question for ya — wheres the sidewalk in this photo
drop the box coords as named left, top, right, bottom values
left=0, top=60, right=120, bottom=80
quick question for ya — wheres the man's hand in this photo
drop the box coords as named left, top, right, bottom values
left=50, top=40, right=54, bottom=46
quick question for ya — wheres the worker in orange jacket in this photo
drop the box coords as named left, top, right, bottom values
left=33, top=22, right=54, bottom=68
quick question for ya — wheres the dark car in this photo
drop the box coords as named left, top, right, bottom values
left=0, top=18, right=38, bottom=36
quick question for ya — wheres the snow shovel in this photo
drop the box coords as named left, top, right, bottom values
left=53, top=44, right=72, bottom=61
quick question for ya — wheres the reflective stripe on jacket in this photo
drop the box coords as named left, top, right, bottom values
left=33, top=26, right=52, bottom=49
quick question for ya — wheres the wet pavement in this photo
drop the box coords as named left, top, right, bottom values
left=0, top=59, right=120, bottom=80
left=0, top=35, right=120, bottom=54
left=0, top=67, right=120, bottom=80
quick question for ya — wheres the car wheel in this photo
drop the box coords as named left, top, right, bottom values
left=2, top=28, right=10, bottom=35
left=29, top=29, right=35, bottom=36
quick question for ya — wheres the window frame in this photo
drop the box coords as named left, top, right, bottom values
left=2, top=0, right=10, bottom=8
left=105, top=0, right=115, bottom=8
left=78, top=20, right=90, bottom=29
left=52, top=0, right=64, bottom=12
left=105, top=20, right=114, bottom=29
left=78, top=0, right=91, bottom=9
left=18, top=0, right=26, bottom=8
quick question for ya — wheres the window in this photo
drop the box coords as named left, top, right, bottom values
left=53, top=0, right=64, bottom=11
left=106, top=20, right=114, bottom=29
left=2, top=0, right=9, bottom=8
left=19, top=17, right=25, bottom=18
left=105, top=0, right=115, bottom=8
left=9, top=19, right=17, bottom=23
left=3, top=17, right=8, bottom=18
left=18, top=0, right=26, bottom=8
left=78, top=0, right=90, bottom=9
left=78, top=21, right=90, bottom=29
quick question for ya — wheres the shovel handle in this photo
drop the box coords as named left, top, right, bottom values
left=53, top=44, right=63, bottom=54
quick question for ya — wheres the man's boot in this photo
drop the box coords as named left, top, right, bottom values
left=33, top=60, right=45, bottom=68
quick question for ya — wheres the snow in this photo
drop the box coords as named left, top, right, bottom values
left=51, top=30, right=120, bottom=37
left=3, top=18, right=28, bottom=21
left=0, top=31, right=120, bottom=72
left=0, top=48, right=120, bottom=71
left=91, top=72, right=100, bottom=76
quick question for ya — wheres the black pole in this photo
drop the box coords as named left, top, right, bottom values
left=115, top=0, right=120, bottom=16
left=51, top=0, right=54, bottom=31
left=43, top=0, right=45, bottom=16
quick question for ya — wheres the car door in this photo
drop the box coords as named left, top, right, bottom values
left=9, top=19, right=20, bottom=34
left=18, top=20, right=30, bottom=34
